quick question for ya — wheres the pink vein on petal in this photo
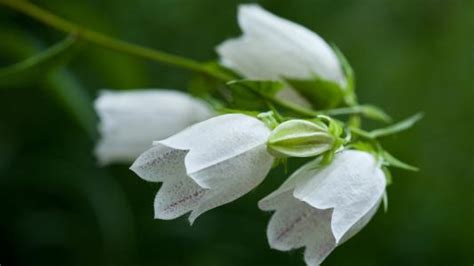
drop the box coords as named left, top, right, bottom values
left=163, top=189, right=206, bottom=211
left=276, top=211, right=310, bottom=241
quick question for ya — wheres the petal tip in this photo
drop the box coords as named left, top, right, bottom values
left=238, top=3, right=264, bottom=16
left=129, top=157, right=143, bottom=176
left=188, top=211, right=199, bottom=225
left=257, top=199, right=271, bottom=211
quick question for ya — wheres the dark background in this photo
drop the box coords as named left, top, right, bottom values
left=0, top=0, right=473, bottom=265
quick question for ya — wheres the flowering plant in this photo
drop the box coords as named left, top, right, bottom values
left=0, top=1, right=422, bottom=265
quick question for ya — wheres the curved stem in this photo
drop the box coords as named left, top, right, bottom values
left=1, top=0, right=337, bottom=118
left=0, top=0, right=231, bottom=80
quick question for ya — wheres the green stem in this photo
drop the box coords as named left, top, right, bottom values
left=1, top=0, right=337, bottom=118
left=0, top=0, right=231, bottom=80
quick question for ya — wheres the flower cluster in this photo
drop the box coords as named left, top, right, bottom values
left=95, top=4, right=420, bottom=265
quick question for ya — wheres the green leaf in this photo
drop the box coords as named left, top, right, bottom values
left=285, top=77, right=344, bottom=109
left=382, top=150, right=419, bottom=171
left=227, top=79, right=284, bottom=98
left=188, top=62, right=237, bottom=98
left=0, top=35, right=80, bottom=88
left=225, top=79, right=284, bottom=110
left=188, top=72, right=221, bottom=97
left=369, top=113, right=424, bottom=138
left=202, top=61, right=240, bottom=80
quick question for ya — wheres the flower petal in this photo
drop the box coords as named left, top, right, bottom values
left=158, top=114, right=273, bottom=189
left=188, top=144, right=273, bottom=223
left=130, top=144, right=187, bottom=182
left=258, top=158, right=320, bottom=211
left=293, top=150, right=386, bottom=243
left=95, top=89, right=213, bottom=164
left=303, top=226, right=336, bottom=266
left=263, top=195, right=336, bottom=266
left=338, top=198, right=382, bottom=244
left=270, top=197, right=332, bottom=249
left=216, top=4, right=345, bottom=84
left=154, top=174, right=207, bottom=220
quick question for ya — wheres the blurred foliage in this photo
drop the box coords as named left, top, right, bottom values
left=0, top=0, right=473, bottom=265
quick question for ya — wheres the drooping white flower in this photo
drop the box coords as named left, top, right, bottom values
left=94, top=89, right=213, bottom=165
left=217, top=5, right=346, bottom=106
left=259, top=150, right=386, bottom=265
left=130, top=114, right=274, bottom=223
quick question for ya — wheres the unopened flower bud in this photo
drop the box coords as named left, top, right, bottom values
left=267, top=119, right=335, bottom=158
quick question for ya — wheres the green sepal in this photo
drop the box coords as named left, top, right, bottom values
left=349, top=127, right=374, bottom=139
left=382, top=151, right=419, bottom=171
left=369, top=113, right=424, bottom=138
left=257, top=111, right=280, bottom=130
left=271, top=157, right=288, bottom=172
left=359, top=105, right=392, bottom=123
left=318, top=115, right=344, bottom=138
left=382, top=166, right=393, bottom=186
left=382, top=190, right=389, bottom=213
left=285, top=77, right=344, bottom=109
left=349, top=113, right=422, bottom=140
left=320, top=149, right=336, bottom=165
left=317, top=105, right=391, bottom=123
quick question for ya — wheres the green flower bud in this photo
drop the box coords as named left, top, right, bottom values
left=267, top=119, right=335, bottom=158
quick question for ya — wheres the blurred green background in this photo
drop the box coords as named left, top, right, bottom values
left=0, top=0, right=473, bottom=265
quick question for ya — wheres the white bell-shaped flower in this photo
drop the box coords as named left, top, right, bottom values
left=259, top=150, right=386, bottom=265
left=94, top=89, right=213, bottom=165
left=130, top=114, right=274, bottom=223
left=217, top=5, right=346, bottom=106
